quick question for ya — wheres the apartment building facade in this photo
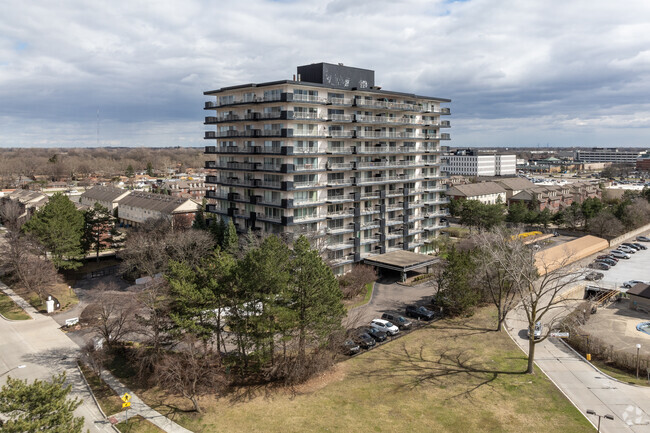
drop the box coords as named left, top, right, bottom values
left=203, top=63, right=451, bottom=274
left=443, top=149, right=516, bottom=176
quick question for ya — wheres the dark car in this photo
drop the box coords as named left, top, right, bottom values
left=633, top=243, right=647, bottom=250
left=636, top=236, right=650, bottom=242
left=381, top=313, right=413, bottom=330
left=342, top=339, right=360, bottom=356
left=406, top=305, right=435, bottom=321
left=596, top=258, right=616, bottom=267
left=588, top=262, right=610, bottom=271
left=353, top=332, right=376, bottom=349
left=362, top=326, right=387, bottom=342
left=585, top=271, right=604, bottom=281
left=597, top=254, right=618, bottom=262
left=622, top=243, right=641, bottom=250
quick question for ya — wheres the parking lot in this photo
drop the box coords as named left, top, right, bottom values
left=584, top=237, right=650, bottom=290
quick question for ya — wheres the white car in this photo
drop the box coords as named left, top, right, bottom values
left=617, top=245, right=635, bottom=254
left=527, top=321, right=542, bottom=340
left=623, top=280, right=648, bottom=288
left=609, top=250, right=630, bottom=259
left=370, top=318, right=399, bottom=336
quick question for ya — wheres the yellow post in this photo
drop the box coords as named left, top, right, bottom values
left=587, top=353, right=591, bottom=361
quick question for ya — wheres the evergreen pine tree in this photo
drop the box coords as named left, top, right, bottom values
left=23, top=192, right=84, bottom=269
left=0, top=373, right=85, bottom=433
left=82, top=202, right=115, bottom=261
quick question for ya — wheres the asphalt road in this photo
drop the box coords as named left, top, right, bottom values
left=0, top=295, right=115, bottom=432
left=507, top=300, right=650, bottom=432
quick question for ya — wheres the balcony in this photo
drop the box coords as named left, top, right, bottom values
left=326, top=242, right=355, bottom=251
left=294, top=146, right=323, bottom=154
left=295, top=163, right=319, bottom=171
left=293, top=112, right=322, bottom=121
left=326, top=225, right=354, bottom=235
left=328, top=130, right=355, bottom=138
left=360, top=220, right=381, bottom=229
left=326, top=146, right=354, bottom=154
left=326, top=194, right=353, bottom=203
left=327, top=209, right=355, bottom=218
left=327, top=97, right=353, bottom=106
left=255, top=212, right=282, bottom=223
left=325, top=162, right=354, bottom=170
left=292, top=94, right=326, bottom=103
left=327, top=114, right=353, bottom=122
left=386, top=218, right=403, bottom=226
left=294, top=212, right=324, bottom=223
left=328, top=255, right=355, bottom=266
left=294, top=181, right=321, bottom=189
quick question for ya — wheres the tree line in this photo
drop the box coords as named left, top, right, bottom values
left=448, top=187, right=650, bottom=238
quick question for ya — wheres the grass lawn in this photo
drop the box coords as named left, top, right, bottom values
left=78, top=363, right=124, bottom=416
left=350, top=282, right=374, bottom=309
left=21, top=282, right=79, bottom=313
left=117, top=306, right=594, bottom=433
left=116, top=415, right=165, bottom=433
left=0, top=291, right=30, bottom=320
left=592, top=359, right=650, bottom=387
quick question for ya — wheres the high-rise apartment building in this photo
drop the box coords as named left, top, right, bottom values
left=203, top=63, right=450, bottom=274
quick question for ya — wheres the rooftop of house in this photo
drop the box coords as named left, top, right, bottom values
left=81, top=186, right=130, bottom=203
left=446, top=182, right=507, bottom=197
left=119, top=191, right=198, bottom=214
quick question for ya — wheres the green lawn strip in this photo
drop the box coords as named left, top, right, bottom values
left=0, top=291, right=30, bottom=320
left=591, top=359, right=650, bottom=386
left=350, top=282, right=374, bottom=308
left=116, top=415, right=165, bottom=433
left=118, top=306, right=594, bottom=433
left=78, top=363, right=124, bottom=416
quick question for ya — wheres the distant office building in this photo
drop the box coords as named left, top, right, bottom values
left=575, top=148, right=647, bottom=164
left=203, top=62, right=451, bottom=274
left=637, top=156, right=650, bottom=171
left=443, top=149, right=516, bottom=176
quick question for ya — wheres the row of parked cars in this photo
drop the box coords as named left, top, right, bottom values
left=587, top=237, right=649, bottom=271
left=342, top=305, right=436, bottom=355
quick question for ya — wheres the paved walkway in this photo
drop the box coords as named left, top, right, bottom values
left=0, top=284, right=193, bottom=433
left=506, top=303, right=650, bottom=433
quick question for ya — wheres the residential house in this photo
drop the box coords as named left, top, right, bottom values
left=79, top=186, right=131, bottom=212
left=117, top=192, right=199, bottom=229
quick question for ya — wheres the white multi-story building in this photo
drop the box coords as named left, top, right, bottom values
left=443, top=149, right=516, bottom=176
left=203, top=63, right=451, bottom=274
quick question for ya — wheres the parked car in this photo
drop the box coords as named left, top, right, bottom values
left=636, top=236, right=650, bottom=242
left=609, top=250, right=630, bottom=259
left=588, top=262, right=610, bottom=271
left=597, top=254, right=618, bottom=262
left=595, top=258, right=616, bottom=267
left=370, top=318, right=399, bottom=336
left=381, top=313, right=413, bottom=330
left=362, top=326, right=387, bottom=342
left=527, top=321, right=542, bottom=340
left=353, top=331, right=376, bottom=349
left=623, top=280, right=648, bottom=288
left=342, top=339, right=360, bottom=356
left=622, top=243, right=641, bottom=251
left=633, top=243, right=647, bottom=250
left=585, top=272, right=604, bottom=281
left=618, top=245, right=636, bottom=254
left=405, top=305, right=435, bottom=321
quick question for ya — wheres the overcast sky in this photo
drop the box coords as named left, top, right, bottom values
left=2, top=0, right=650, bottom=148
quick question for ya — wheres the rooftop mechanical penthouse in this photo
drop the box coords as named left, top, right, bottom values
left=203, top=63, right=451, bottom=275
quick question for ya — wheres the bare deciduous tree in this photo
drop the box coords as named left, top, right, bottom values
left=81, top=291, right=137, bottom=348
left=154, top=338, right=226, bottom=413
left=475, top=227, right=521, bottom=332
left=484, top=230, right=586, bottom=373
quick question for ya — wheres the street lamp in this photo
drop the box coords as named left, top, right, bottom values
left=636, top=343, right=641, bottom=379
left=586, top=409, right=614, bottom=432
left=0, top=365, right=26, bottom=377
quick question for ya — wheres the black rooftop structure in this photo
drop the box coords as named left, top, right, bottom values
left=297, top=63, right=375, bottom=90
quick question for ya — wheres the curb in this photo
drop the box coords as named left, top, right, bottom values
left=76, top=361, right=121, bottom=433
left=557, top=338, right=650, bottom=389
left=349, top=282, right=376, bottom=311
left=503, top=320, right=598, bottom=432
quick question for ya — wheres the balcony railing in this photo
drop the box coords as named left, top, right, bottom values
left=294, top=181, right=320, bottom=189
left=328, top=97, right=353, bottom=106
left=294, top=146, right=322, bottom=154
left=293, top=94, right=326, bottom=103
left=328, top=114, right=353, bottom=122
left=293, top=112, right=322, bottom=120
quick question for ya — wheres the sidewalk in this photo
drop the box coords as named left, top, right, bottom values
left=99, top=370, right=193, bottom=433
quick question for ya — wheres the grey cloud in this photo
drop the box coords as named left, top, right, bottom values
left=0, top=0, right=649, bottom=147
